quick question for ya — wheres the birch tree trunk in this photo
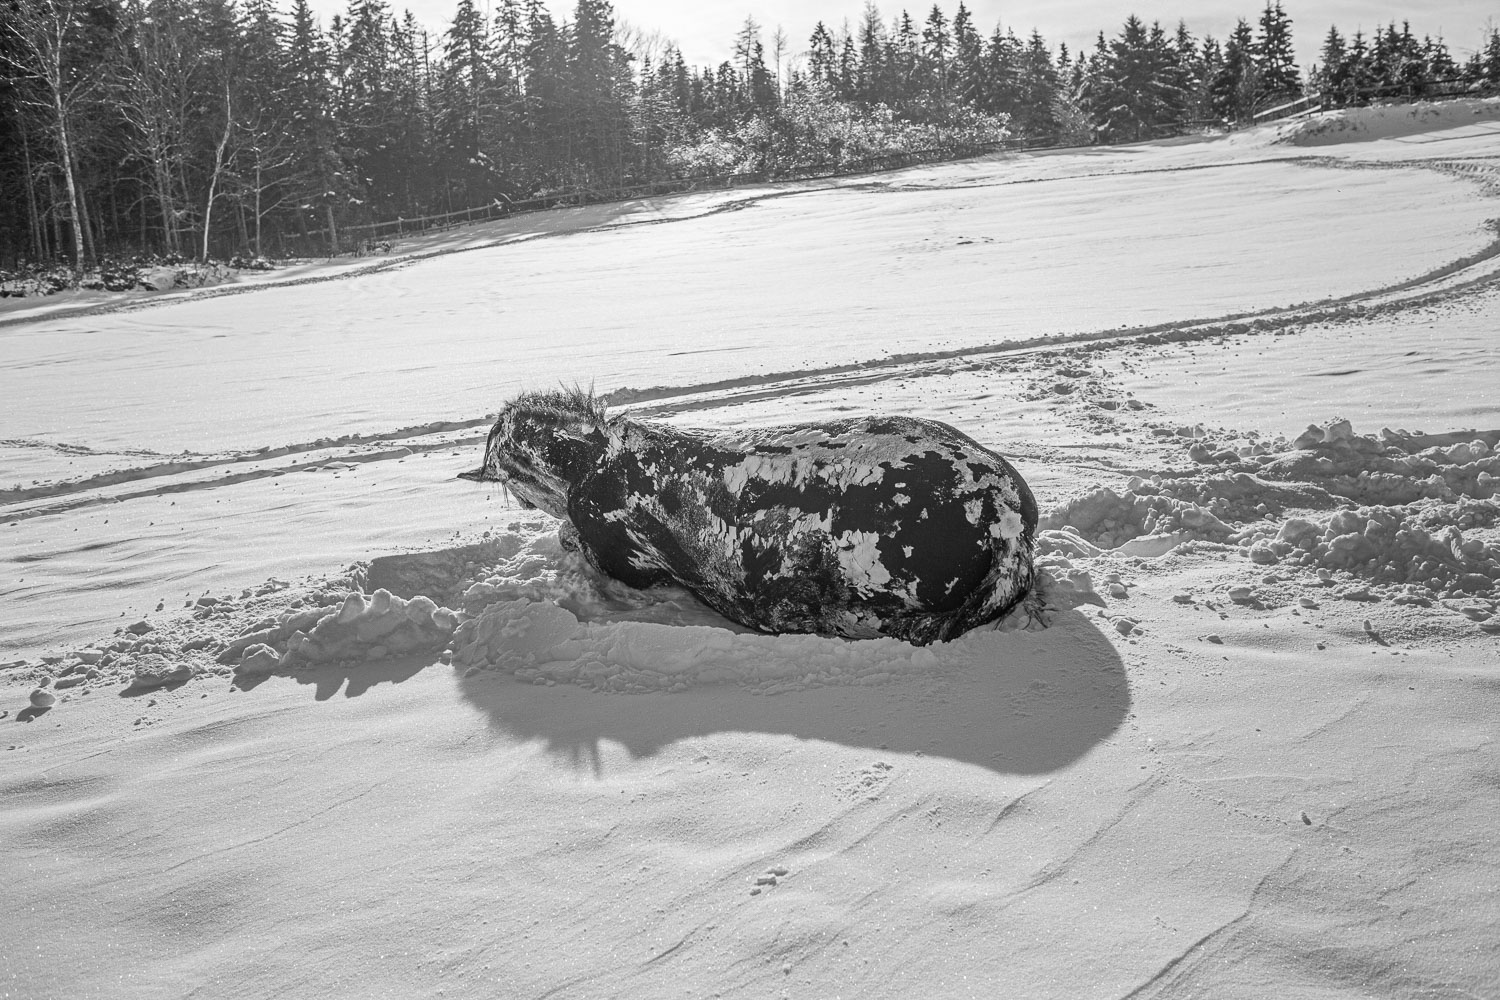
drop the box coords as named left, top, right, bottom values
left=201, top=84, right=234, bottom=261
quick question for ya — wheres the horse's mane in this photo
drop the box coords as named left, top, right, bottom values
left=502, top=385, right=608, bottom=429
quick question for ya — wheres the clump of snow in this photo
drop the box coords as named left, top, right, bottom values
left=126, top=654, right=194, bottom=691
left=236, top=643, right=282, bottom=676
left=1234, top=498, right=1500, bottom=599
left=285, top=588, right=459, bottom=666
left=1039, top=483, right=1234, bottom=554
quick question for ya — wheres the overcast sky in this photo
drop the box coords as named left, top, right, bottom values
left=306, top=1, right=1498, bottom=71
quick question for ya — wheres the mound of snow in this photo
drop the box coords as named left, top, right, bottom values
left=281, top=589, right=460, bottom=666
left=1234, top=498, right=1500, bottom=598
left=1277, top=96, right=1500, bottom=147
left=1036, top=416, right=1500, bottom=604
left=450, top=597, right=946, bottom=694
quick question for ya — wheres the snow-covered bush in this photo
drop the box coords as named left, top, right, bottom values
left=662, top=83, right=1011, bottom=181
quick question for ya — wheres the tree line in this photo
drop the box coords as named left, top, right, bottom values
left=3, top=0, right=1499, bottom=271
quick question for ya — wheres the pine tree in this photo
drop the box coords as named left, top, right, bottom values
left=948, top=3, right=982, bottom=108
left=1211, top=18, right=1259, bottom=122
left=836, top=28, right=857, bottom=100
left=439, top=0, right=492, bottom=205
left=1050, top=41, right=1092, bottom=145
left=1346, top=30, right=1373, bottom=100
left=1423, top=35, right=1457, bottom=81
left=1092, top=15, right=1180, bottom=141
left=1014, top=30, right=1058, bottom=138
left=855, top=2, right=885, bottom=104
left=891, top=10, right=919, bottom=107
left=1315, top=26, right=1349, bottom=106
left=978, top=27, right=1022, bottom=119
left=1188, top=34, right=1222, bottom=121
left=1255, top=1, right=1300, bottom=101
left=808, top=22, right=836, bottom=88
left=1170, top=21, right=1209, bottom=120
left=1391, top=21, right=1424, bottom=96
left=920, top=5, right=950, bottom=114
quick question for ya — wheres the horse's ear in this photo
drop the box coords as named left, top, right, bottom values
left=550, top=412, right=606, bottom=445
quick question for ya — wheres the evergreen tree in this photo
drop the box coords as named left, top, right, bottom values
left=1255, top=1, right=1300, bottom=101
left=1390, top=21, right=1425, bottom=96
left=855, top=2, right=885, bottom=104
left=1014, top=30, right=1058, bottom=138
left=808, top=22, right=836, bottom=88
left=1170, top=21, right=1209, bottom=120
left=978, top=27, right=1022, bottom=119
left=1485, top=30, right=1500, bottom=85
left=439, top=0, right=492, bottom=205
left=1315, top=26, right=1349, bottom=106
left=835, top=27, right=857, bottom=100
left=891, top=10, right=919, bottom=106
left=920, top=4, right=950, bottom=114
left=948, top=3, right=982, bottom=108
left=1346, top=30, right=1373, bottom=99
left=1093, top=15, right=1180, bottom=141
left=1423, top=35, right=1456, bottom=81
left=1211, top=18, right=1258, bottom=121
left=282, top=0, right=347, bottom=249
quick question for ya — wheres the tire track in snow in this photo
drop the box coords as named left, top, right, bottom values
left=0, top=416, right=489, bottom=507
left=613, top=214, right=1500, bottom=420
left=5, top=155, right=1497, bottom=521
left=6, top=207, right=1499, bottom=525
left=0, top=437, right=474, bottom=523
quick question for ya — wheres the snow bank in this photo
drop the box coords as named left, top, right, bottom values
left=1278, top=96, right=1500, bottom=146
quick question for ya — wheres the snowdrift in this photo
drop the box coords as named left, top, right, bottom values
left=1277, top=95, right=1500, bottom=146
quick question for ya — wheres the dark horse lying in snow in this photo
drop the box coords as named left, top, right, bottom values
left=461, top=389, right=1037, bottom=645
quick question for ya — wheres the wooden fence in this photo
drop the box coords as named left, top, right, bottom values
left=316, top=137, right=1064, bottom=256
left=309, top=76, right=1497, bottom=257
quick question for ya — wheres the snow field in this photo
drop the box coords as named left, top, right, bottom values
left=2, top=147, right=1494, bottom=457
left=5, top=112, right=1500, bottom=1000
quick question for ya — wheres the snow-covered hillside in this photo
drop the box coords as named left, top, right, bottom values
left=3, top=107, right=1498, bottom=1000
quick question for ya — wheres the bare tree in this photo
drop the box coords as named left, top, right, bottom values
left=200, top=79, right=233, bottom=260
left=233, top=111, right=297, bottom=258
left=614, top=18, right=666, bottom=67
left=115, top=3, right=201, bottom=256
left=0, top=0, right=105, bottom=271
left=772, top=25, right=788, bottom=95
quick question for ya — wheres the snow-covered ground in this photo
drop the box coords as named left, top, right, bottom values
left=3, top=102, right=1499, bottom=999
